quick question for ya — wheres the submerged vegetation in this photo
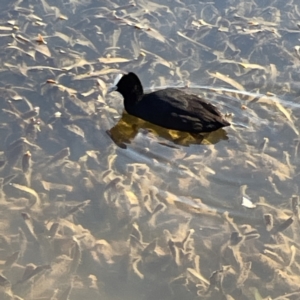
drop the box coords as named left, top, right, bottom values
left=0, top=0, right=299, bottom=299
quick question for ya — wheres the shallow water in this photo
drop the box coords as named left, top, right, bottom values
left=0, top=0, right=300, bottom=299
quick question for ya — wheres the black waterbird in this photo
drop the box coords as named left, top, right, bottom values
left=109, top=72, right=230, bottom=133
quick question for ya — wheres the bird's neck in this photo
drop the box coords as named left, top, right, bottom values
left=123, top=88, right=143, bottom=111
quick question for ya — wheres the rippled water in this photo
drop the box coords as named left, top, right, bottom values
left=0, top=0, right=299, bottom=299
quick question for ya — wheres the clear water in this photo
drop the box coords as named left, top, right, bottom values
left=0, top=0, right=299, bottom=299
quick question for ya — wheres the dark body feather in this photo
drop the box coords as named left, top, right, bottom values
left=114, top=73, right=230, bottom=133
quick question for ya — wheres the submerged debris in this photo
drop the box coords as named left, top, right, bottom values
left=0, top=0, right=299, bottom=300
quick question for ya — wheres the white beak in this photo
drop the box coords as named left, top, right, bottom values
left=107, top=85, right=117, bottom=93
left=107, top=73, right=123, bottom=93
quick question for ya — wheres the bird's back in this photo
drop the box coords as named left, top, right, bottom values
left=127, top=88, right=230, bottom=133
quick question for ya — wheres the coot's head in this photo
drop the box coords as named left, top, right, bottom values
left=109, top=72, right=144, bottom=108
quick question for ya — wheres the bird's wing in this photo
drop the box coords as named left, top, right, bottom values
left=148, top=88, right=223, bottom=118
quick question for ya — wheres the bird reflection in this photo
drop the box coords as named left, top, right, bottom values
left=107, top=112, right=228, bottom=149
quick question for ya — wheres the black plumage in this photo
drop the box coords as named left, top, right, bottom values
left=112, top=72, right=230, bottom=133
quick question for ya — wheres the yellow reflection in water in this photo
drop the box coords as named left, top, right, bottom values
left=108, top=112, right=228, bottom=147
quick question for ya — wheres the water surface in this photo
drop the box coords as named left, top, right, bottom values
left=0, top=0, right=299, bottom=299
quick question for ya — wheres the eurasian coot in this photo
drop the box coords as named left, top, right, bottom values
left=109, top=72, right=230, bottom=133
